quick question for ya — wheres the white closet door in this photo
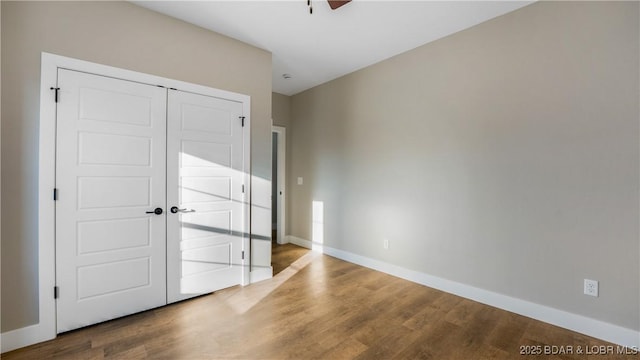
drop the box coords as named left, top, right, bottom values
left=55, top=69, right=167, bottom=333
left=167, top=89, right=246, bottom=303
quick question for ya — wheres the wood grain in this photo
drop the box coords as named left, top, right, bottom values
left=3, top=246, right=634, bottom=359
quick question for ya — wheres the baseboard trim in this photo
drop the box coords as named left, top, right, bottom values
left=250, top=266, right=273, bottom=284
left=4, top=238, right=637, bottom=353
left=285, top=235, right=639, bottom=348
left=1, top=322, right=55, bottom=354
left=276, top=234, right=289, bottom=245
left=286, top=235, right=311, bottom=249
left=2, top=265, right=275, bottom=353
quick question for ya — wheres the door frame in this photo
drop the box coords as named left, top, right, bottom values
left=36, top=52, right=251, bottom=344
left=272, top=126, right=287, bottom=244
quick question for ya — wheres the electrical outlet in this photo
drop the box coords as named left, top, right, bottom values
left=584, top=279, right=598, bottom=297
left=383, top=239, right=389, bottom=250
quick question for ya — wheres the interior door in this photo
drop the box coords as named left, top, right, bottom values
left=167, top=89, right=246, bottom=303
left=55, top=69, right=168, bottom=332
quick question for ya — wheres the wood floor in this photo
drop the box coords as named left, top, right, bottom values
left=3, top=248, right=633, bottom=359
left=271, top=241, right=310, bottom=276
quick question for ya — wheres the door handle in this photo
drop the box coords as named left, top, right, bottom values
left=146, top=207, right=163, bottom=215
left=170, top=206, right=195, bottom=214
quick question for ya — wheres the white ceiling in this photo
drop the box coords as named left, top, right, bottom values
left=134, top=1, right=533, bottom=96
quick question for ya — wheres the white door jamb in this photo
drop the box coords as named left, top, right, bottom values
left=272, top=126, right=286, bottom=245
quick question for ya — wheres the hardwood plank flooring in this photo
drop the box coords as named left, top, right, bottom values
left=3, top=251, right=635, bottom=359
left=271, top=242, right=310, bottom=276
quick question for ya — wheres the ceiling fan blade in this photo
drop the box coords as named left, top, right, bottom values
left=328, top=0, right=351, bottom=10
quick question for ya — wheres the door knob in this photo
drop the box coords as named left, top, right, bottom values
left=146, top=207, right=163, bottom=215
left=170, top=206, right=195, bottom=214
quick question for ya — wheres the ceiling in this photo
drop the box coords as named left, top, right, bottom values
left=134, top=1, right=534, bottom=96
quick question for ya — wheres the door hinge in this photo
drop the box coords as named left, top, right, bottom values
left=50, top=87, right=60, bottom=103
left=53, top=188, right=58, bottom=200
left=54, top=286, right=59, bottom=299
left=242, top=184, right=245, bottom=193
left=240, top=116, right=245, bottom=127
left=242, top=251, right=245, bottom=260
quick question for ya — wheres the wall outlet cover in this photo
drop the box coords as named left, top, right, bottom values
left=584, top=279, right=598, bottom=297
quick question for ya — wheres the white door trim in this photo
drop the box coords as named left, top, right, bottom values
left=272, top=126, right=286, bottom=245
left=14, top=52, right=251, bottom=353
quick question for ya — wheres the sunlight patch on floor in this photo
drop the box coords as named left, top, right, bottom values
left=224, top=250, right=319, bottom=314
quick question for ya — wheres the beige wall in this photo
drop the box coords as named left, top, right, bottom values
left=272, top=93, right=291, bottom=129
left=272, top=92, right=292, bottom=234
left=1, top=1, right=272, bottom=332
left=290, top=1, right=639, bottom=330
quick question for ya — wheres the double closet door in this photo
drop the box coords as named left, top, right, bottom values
left=54, top=69, right=247, bottom=333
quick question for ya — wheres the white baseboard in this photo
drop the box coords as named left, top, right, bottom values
left=250, top=266, right=273, bottom=284
left=286, top=236, right=639, bottom=348
left=4, top=238, right=636, bottom=353
left=2, top=266, right=274, bottom=353
left=276, top=234, right=289, bottom=245
left=1, top=322, right=55, bottom=354
left=286, top=235, right=311, bottom=249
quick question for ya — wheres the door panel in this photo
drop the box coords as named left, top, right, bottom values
left=78, top=133, right=151, bottom=166
left=181, top=141, right=232, bottom=168
left=55, top=69, right=167, bottom=333
left=77, top=217, right=150, bottom=254
left=77, top=257, right=151, bottom=299
left=181, top=177, right=232, bottom=203
left=167, top=90, right=246, bottom=303
left=77, top=176, right=151, bottom=209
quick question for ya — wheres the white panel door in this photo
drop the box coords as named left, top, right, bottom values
left=55, top=69, right=167, bottom=332
left=167, top=90, right=246, bottom=303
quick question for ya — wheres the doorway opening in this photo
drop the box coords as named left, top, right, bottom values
left=272, top=126, right=310, bottom=276
left=271, top=126, right=286, bottom=245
